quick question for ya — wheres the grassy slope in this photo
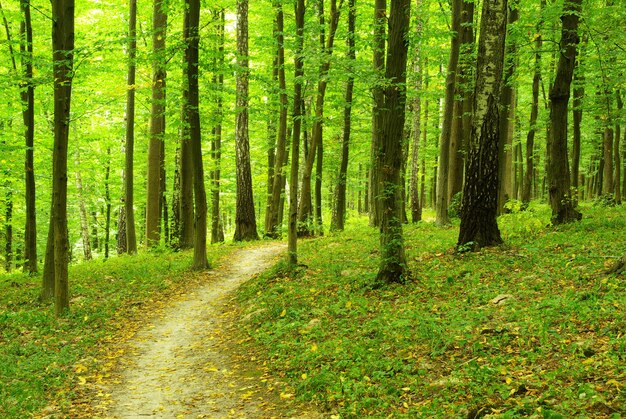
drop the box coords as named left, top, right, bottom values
left=234, top=204, right=626, bottom=418
left=0, top=246, right=230, bottom=418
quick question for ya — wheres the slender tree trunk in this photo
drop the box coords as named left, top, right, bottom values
left=117, top=206, right=127, bottom=254
left=233, top=0, right=259, bottom=241
left=615, top=90, right=622, bottom=204
left=435, top=0, right=462, bottom=226
left=41, top=213, right=55, bottom=301
left=4, top=186, right=12, bottom=272
left=409, top=3, right=424, bottom=222
left=146, top=0, right=167, bottom=246
left=265, top=1, right=289, bottom=238
left=104, top=148, right=111, bottom=259
left=571, top=58, right=584, bottom=204
left=178, top=85, right=194, bottom=249
left=603, top=127, right=614, bottom=195
left=20, top=0, right=37, bottom=273
left=124, top=0, right=137, bottom=254
left=211, top=9, right=225, bottom=244
left=74, top=154, right=92, bottom=260
left=51, top=0, right=74, bottom=315
left=90, top=211, right=98, bottom=251
left=457, top=0, right=508, bottom=250
left=498, top=7, right=519, bottom=213
left=420, top=58, right=429, bottom=210
left=547, top=0, right=582, bottom=224
left=288, top=0, right=305, bottom=265
left=376, top=0, right=411, bottom=284
left=369, top=0, right=386, bottom=227
left=331, top=0, right=356, bottom=232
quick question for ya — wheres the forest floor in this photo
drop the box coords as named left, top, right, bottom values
left=78, top=243, right=319, bottom=418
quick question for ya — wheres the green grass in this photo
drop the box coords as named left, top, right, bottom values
left=0, top=246, right=230, bottom=418
left=234, top=204, right=626, bottom=417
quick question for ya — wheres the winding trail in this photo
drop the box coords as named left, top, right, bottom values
left=102, top=243, right=310, bottom=418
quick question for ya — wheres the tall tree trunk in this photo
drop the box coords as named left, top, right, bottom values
left=233, top=0, right=259, bottom=241
left=146, top=0, right=167, bottom=246
left=74, top=154, right=92, bottom=261
left=288, top=0, right=306, bottom=265
left=41, top=213, right=54, bottom=301
left=124, top=0, right=137, bottom=254
left=435, top=0, right=462, bottom=226
left=409, top=2, right=424, bottom=222
left=369, top=0, right=386, bottom=227
left=184, top=0, right=208, bottom=269
left=571, top=56, right=584, bottom=204
left=21, top=0, right=37, bottom=273
left=51, top=0, right=74, bottom=315
left=117, top=206, right=127, bottom=254
left=178, top=84, right=194, bottom=249
left=4, top=185, right=12, bottom=272
left=420, top=58, right=429, bottom=210
left=104, top=148, right=112, bottom=259
left=603, top=126, right=614, bottom=195
left=457, top=0, right=508, bottom=250
left=615, top=90, right=622, bottom=204
left=547, top=0, right=582, bottom=225
left=330, top=0, right=356, bottom=232
left=498, top=7, right=519, bottom=213
left=265, top=1, right=289, bottom=238
left=211, top=9, right=225, bottom=244
left=297, top=0, right=342, bottom=236
left=376, top=0, right=411, bottom=284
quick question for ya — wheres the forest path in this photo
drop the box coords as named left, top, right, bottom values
left=102, top=243, right=313, bottom=418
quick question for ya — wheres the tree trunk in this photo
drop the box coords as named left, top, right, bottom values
left=124, top=0, right=137, bottom=254
left=457, top=0, right=507, bottom=250
left=330, top=0, right=355, bottom=232
left=615, top=91, right=622, bottom=204
left=288, top=0, right=305, bottom=266
left=297, top=0, right=341, bottom=236
left=603, top=127, right=614, bottom=195
left=104, top=148, right=112, bottom=259
left=376, top=0, right=411, bottom=284
left=117, top=206, right=127, bottom=254
left=21, top=0, right=37, bottom=273
left=184, top=0, right=208, bottom=269
left=435, top=0, right=462, bottom=226
left=369, top=0, right=386, bottom=228
left=265, top=1, right=289, bottom=238
left=409, top=3, right=423, bottom=223
left=178, top=87, right=195, bottom=249
left=51, top=0, right=74, bottom=315
left=74, top=154, right=92, bottom=261
left=41, top=212, right=54, bottom=301
left=146, top=0, right=167, bottom=246
left=571, top=58, right=584, bottom=204
left=4, top=186, right=12, bottom=272
left=233, top=0, right=259, bottom=241
left=211, top=9, right=225, bottom=244
left=547, top=0, right=583, bottom=225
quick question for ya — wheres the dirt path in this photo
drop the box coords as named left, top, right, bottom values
left=101, top=243, right=312, bottom=418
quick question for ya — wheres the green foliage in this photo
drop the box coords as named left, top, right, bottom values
left=593, top=193, right=617, bottom=208
left=234, top=205, right=626, bottom=417
left=0, top=247, right=227, bottom=418
left=448, top=191, right=462, bottom=218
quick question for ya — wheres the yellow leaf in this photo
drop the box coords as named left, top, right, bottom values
left=401, top=387, right=411, bottom=391
left=280, top=392, right=294, bottom=399
left=311, top=343, right=318, bottom=352
left=506, top=377, right=512, bottom=385
left=74, top=364, right=88, bottom=374
left=280, top=309, right=286, bottom=317
left=345, top=301, right=352, bottom=309
left=606, top=379, right=620, bottom=389
left=301, top=373, right=308, bottom=379
left=78, top=376, right=87, bottom=385
left=403, top=402, right=409, bottom=408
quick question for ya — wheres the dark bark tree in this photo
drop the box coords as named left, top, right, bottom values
left=74, top=154, right=92, bottom=261
left=369, top=0, right=386, bottom=228
left=435, top=0, right=462, bottom=226
left=233, top=0, right=259, bottom=241
left=210, top=9, right=225, bottom=244
left=330, top=0, right=355, bottom=232
left=547, top=0, right=583, bottom=224
left=265, top=1, right=289, bottom=238
left=297, top=0, right=342, bottom=236
left=146, top=0, right=167, bottom=246
left=183, top=0, right=208, bottom=269
left=288, top=0, right=305, bottom=265
left=457, top=0, right=508, bottom=250
left=21, top=0, right=37, bottom=273
left=123, top=0, right=137, bottom=254
left=178, top=105, right=194, bottom=249
left=4, top=182, right=12, bottom=272
left=615, top=90, right=622, bottom=204
left=376, top=0, right=411, bottom=284
left=50, top=0, right=75, bottom=315
left=571, top=53, right=584, bottom=204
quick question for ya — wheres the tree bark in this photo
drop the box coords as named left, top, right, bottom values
left=104, top=148, right=111, bottom=259
left=178, top=86, right=194, bottom=249
left=571, top=57, right=584, bottom=204
left=4, top=185, right=12, bottom=272
left=74, top=154, right=92, bottom=261
left=376, top=0, right=411, bottom=284
left=233, top=0, right=259, bottom=241
left=435, top=0, right=462, bottom=226
left=51, top=0, right=74, bottom=315
left=211, top=9, right=225, bottom=244
left=288, top=0, right=305, bottom=266
left=124, top=0, right=137, bottom=254
left=615, top=90, right=622, bottom=204
left=330, top=0, right=355, bottom=232
left=457, top=0, right=508, bottom=250
left=146, top=0, right=167, bottom=246
left=547, top=0, right=583, bottom=224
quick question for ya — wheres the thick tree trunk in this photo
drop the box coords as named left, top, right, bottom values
left=264, top=2, right=289, bottom=238
left=117, top=206, right=127, bottom=254
left=547, top=0, right=583, bottom=225
left=409, top=3, right=423, bottom=223
left=146, top=0, right=167, bottom=246
left=369, top=0, right=386, bottom=228
left=330, top=0, right=355, bottom=232
left=41, top=212, right=54, bottom=301
left=571, top=61, right=584, bottom=204
left=124, top=0, right=137, bottom=254
left=288, top=0, right=305, bottom=266
left=457, top=0, right=507, bottom=250
left=20, top=0, right=37, bottom=273
left=178, top=94, right=194, bottom=249
left=211, top=10, right=225, bottom=244
left=376, top=0, right=411, bottom=284
left=51, top=0, right=74, bottom=315
left=233, top=0, right=259, bottom=241
left=435, top=0, right=462, bottom=226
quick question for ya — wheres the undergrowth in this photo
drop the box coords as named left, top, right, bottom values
left=0, top=246, right=229, bottom=418
left=234, top=204, right=626, bottom=417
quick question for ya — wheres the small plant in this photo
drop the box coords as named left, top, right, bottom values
left=593, top=193, right=617, bottom=207
left=448, top=192, right=463, bottom=218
